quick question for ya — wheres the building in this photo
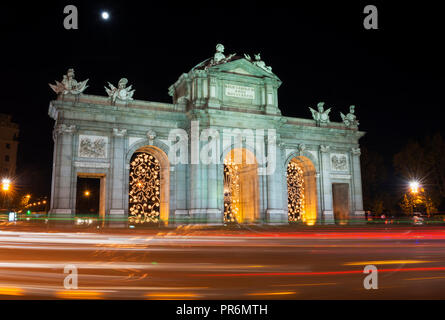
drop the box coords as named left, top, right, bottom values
left=0, top=114, right=19, bottom=178
left=48, top=45, right=365, bottom=225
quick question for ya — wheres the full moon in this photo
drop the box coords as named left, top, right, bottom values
left=101, top=11, right=110, bottom=20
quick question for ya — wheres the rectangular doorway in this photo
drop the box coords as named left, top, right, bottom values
left=332, top=183, right=350, bottom=224
left=76, top=174, right=106, bottom=217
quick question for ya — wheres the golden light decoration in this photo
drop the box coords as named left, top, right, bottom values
left=223, top=159, right=241, bottom=223
left=287, top=161, right=305, bottom=222
left=129, top=152, right=161, bottom=223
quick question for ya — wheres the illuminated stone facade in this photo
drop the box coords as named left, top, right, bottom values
left=48, top=46, right=365, bottom=224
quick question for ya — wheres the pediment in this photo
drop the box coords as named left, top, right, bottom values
left=208, top=58, right=281, bottom=81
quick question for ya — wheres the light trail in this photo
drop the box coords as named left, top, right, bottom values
left=344, top=260, right=435, bottom=266
left=190, top=267, right=445, bottom=277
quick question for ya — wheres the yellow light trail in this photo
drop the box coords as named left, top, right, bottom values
left=55, top=290, right=104, bottom=299
left=0, top=287, right=24, bottom=296
left=344, top=260, right=434, bottom=266
left=246, top=291, right=297, bottom=296
left=248, top=265, right=264, bottom=268
left=145, top=292, right=198, bottom=299
left=405, top=276, right=445, bottom=281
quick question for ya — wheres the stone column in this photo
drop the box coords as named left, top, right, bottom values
left=266, top=142, right=287, bottom=223
left=109, top=128, right=127, bottom=216
left=351, top=147, right=365, bottom=220
left=319, top=145, right=334, bottom=224
left=206, top=162, right=222, bottom=224
left=188, top=122, right=205, bottom=223
left=315, top=173, right=323, bottom=222
left=49, top=124, right=76, bottom=216
left=264, top=82, right=280, bottom=115
left=174, top=163, right=189, bottom=223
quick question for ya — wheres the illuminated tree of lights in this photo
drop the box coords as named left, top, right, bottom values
left=287, top=161, right=305, bottom=222
left=129, top=152, right=160, bottom=223
left=224, top=159, right=241, bottom=223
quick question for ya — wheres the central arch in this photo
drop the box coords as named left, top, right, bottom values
left=223, top=148, right=259, bottom=223
left=128, top=145, right=169, bottom=224
left=286, top=156, right=317, bottom=225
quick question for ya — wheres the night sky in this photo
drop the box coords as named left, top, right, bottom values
left=2, top=1, right=444, bottom=197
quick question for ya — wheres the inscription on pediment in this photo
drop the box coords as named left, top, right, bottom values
left=224, top=83, right=255, bottom=99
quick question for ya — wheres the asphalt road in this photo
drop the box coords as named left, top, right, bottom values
left=1, top=220, right=445, bottom=299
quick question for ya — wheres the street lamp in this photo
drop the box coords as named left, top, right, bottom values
left=409, top=181, right=421, bottom=215
left=1, top=178, right=12, bottom=209
left=409, top=181, right=419, bottom=194
left=2, top=178, right=11, bottom=191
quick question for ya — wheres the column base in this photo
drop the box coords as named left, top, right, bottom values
left=322, top=210, right=335, bottom=224
left=266, top=209, right=288, bottom=224
left=49, top=209, right=72, bottom=216
left=173, top=209, right=191, bottom=225
left=353, top=210, right=366, bottom=224
left=109, top=209, right=126, bottom=216
left=189, top=209, right=223, bottom=225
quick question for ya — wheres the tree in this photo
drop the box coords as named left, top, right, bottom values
left=399, top=194, right=413, bottom=215
left=394, top=135, right=444, bottom=212
left=399, top=189, right=437, bottom=216
left=424, top=133, right=445, bottom=200
left=393, top=141, right=428, bottom=183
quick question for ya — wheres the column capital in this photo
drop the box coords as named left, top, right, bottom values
left=319, top=145, right=330, bottom=153
left=112, top=128, right=127, bottom=137
left=298, top=143, right=306, bottom=156
left=351, top=147, right=361, bottom=156
left=53, top=124, right=76, bottom=141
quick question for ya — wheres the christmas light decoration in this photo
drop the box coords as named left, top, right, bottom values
left=129, top=152, right=161, bottom=223
left=287, top=161, right=305, bottom=222
left=223, top=159, right=241, bottom=223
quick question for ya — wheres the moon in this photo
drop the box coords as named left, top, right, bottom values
left=101, top=11, right=110, bottom=20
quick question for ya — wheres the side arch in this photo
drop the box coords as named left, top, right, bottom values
left=127, top=140, right=170, bottom=224
left=285, top=152, right=318, bottom=225
left=222, top=147, right=260, bottom=223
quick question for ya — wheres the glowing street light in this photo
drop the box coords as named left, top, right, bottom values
left=409, top=181, right=420, bottom=194
left=2, top=178, right=11, bottom=191
left=84, top=190, right=90, bottom=197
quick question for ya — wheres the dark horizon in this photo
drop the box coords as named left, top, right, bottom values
left=2, top=1, right=444, bottom=199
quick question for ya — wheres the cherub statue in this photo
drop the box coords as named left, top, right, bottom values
left=105, top=78, right=135, bottom=103
left=252, top=53, right=272, bottom=73
left=309, top=102, right=331, bottom=125
left=49, top=68, right=89, bottom=95
left=340, top=105, right=359, bottom=128
left=213, top=43, right=226, bottom=64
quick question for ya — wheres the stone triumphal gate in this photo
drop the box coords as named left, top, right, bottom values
left=48, top=45, right=365, bottom=225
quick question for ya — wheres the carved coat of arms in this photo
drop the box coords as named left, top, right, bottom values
left=79, top=135, right=107, bottom=158
left=331, top=154, right=348, bottom=171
